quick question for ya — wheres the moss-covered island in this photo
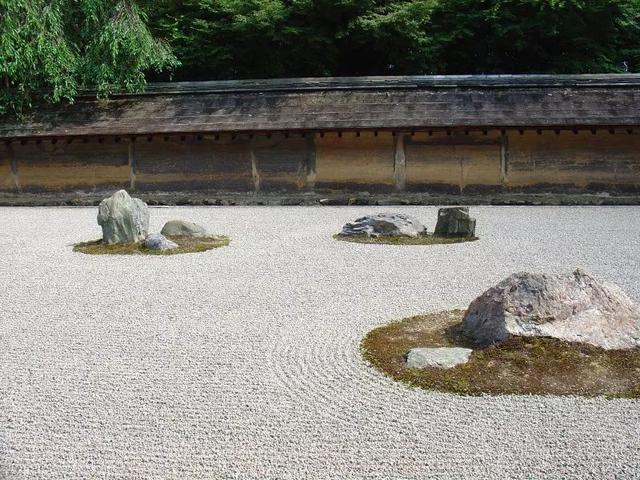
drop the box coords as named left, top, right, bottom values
left=362, top=310, right=640, bottom=398
left=74, top=235, right=230, bottom=256
left=334, top=234, right=478, bottom=245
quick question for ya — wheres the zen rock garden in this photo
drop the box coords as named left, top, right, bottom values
left=74, top=190, right=229, bottom=255
left=3, top=200, right=640, bottom=478
left=363, top=269, right=640, bottom=397
left=72, top=194, right=640, bottom=397
left=335, top=207, right=478, bottom=245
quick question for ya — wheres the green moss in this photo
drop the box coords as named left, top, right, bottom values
left=361, top=311, right=640, bottom=398
left=333, top=233, right=478, bottom=245
left=73, top=235, right=230, bottom=255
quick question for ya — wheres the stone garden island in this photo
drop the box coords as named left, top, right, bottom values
left=363, top=269, right=640, bottom=397
left=74, top=190, right=229, bottom=255
left=335, top=207, right=478, bottom=245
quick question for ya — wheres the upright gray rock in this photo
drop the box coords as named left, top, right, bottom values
left=161, top=220, right=208, bottom=238
left=341, top=213, right=426, bottom=237
left=144, top=233, right=178, bottom=251
left=97, top=190, right=149, bottom=244
left=462, top=269, right=640, bottom=350
left=434, top=207, right=476, bottom=237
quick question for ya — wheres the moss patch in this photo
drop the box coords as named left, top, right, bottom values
left=333, top=233, right=478, bottom=245
left=361, top=310, right=640, bottom=398
left=73, top=235, right=230, bottom=255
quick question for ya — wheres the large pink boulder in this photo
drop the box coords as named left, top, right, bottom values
left=462, top=269, right=640, bottom=350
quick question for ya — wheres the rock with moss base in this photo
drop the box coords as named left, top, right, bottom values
left=406, top=347, right=473, bottom=369
left=161, top=220, right=208, bottom=238
left=144, top=233, right=178, bottom=251
left=341, top=213, right=426, bottom=237
left=434, top=207, right=476, bottom=237
left=462, top=269, right=640, bottom=350
left=97, top=190, right=149, bottom=244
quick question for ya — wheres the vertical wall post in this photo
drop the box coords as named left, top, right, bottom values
left=128, top=138, right=136, bottom=190
left=305, top=134, right=316, bottom=191
left=459, top=154, right=465, bottom=194
left=249, top=138, right=261, bottom=193
left=500, top=132, right=509, bottom=186
left=6, top=142, right=20, bottom=190
left=393, top=133, right=406, bottom=192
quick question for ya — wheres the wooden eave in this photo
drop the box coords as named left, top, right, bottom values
left=2, top=75, right=640, bottom=140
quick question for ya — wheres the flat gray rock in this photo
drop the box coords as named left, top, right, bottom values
left=161, top=220, right=208, bottom=238
left=341, top=212, right=426, bottom=237
left=406, top=347, right=473, bottom=369
left=144, top=233, right=178, bottom=251
left=463, top=269, right=640, bottom=350
left=97, top=190, right=149, bottom=244
left=434, top=207, right=476, bottom=237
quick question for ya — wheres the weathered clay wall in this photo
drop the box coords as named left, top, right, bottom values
left=1, top=130, right=639, bottom=193
left=1, top=140, right=129, bottom=192
left=506, top=131, right=640, bottom=191
left=252, top=134, right=314, bottom=191
left=0, top=146, right=14, bottom=190
left=314, top=132, right=395, bottom=191
left=134, top=135, right=254, bottom=191
left=405, top=131, right=503, bottom=193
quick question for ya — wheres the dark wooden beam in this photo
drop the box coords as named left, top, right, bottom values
left=128, top=138, right=136, bottom=190
left=393, top=133, right=406, bottom=192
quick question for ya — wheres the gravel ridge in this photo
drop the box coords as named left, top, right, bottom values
left=0, top=206, right=639, bottom=479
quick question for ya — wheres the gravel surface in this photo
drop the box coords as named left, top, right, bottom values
left=1, top=206, right=639, bottom=479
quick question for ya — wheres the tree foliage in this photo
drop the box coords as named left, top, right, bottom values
left=144, top=0, right=640, bottom=81
left=0, top=0, right=178, bottom=114
left=2, top=0, right=640, bottom=114
left=426, top=0, right=640, bottom=74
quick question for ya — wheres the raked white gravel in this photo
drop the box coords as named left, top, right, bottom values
left=1, top=206, right=639, bottom=479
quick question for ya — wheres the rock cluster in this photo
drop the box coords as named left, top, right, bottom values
left=434, top=207, right=476, bottom=237
left=96, top=191, right=211, bottom=252
left=462, top=269, right=640, bottom=350
left=340, top=208, right=477, bottom=239
left=97, top=190, right=149, bottom=244
left=340, top=213, right=426, bottom=238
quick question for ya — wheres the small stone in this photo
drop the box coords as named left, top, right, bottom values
left=462, top=269, right=640, bottom=350
left=434, top=207, right=476, bottom=237
left=161, top=220, right=208, bottom=238
left=341, top=212, right=426, bottom=237
left=320, top=197, right=349, bottom=206
left=144, top=233, right=178, bottom=251
left=405, top=347, right=473, bottom=369
left=97, top=190, right=149, bottom=244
